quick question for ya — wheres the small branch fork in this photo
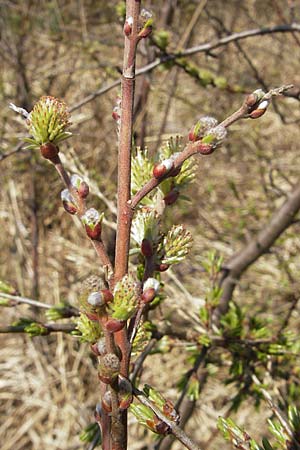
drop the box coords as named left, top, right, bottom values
left=130, top=84, right=293, bottom=211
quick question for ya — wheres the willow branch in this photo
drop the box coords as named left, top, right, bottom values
left=0, top=322, right=76, bottom=334
left=133, top=388, right=203, bottom=450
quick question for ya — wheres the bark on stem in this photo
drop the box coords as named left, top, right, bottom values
left=112, top=2, right=142, bottom=449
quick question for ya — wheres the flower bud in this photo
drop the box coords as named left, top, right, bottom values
left=101, top=390, right=112, bottom=413
left=105, top=318, right=126, bottom=333
left=98, top=353, right=121, bottom=384
left=141, top=288, right=156, bottom=304
left=156, top=263, right=169, bottom=272
left=82, top=208, right=104, bottom=240
left=112, top=109, right=120, bottom=121
left=138, top=9, right=153, bottom=38
left=87, top=292, right=105, bottom=308
left=118, top=375, right=133, bottom=410
left=61, top=189, right=78, bottom=215
left=101, top=289, right=114, bottom=303
left=195, top=142, right=215, bottom=155
left=188, top=116, right=218, bottom=142
left=124, top=16, right=133, bottom=36
left=249, top=100, right=270, bottom=119
left=70, top=174, right=89, bottom=198
left=153, top=158, right=174, bottom=179
left=141, top=238, right=153, bottom=257
left=246, top=89, right=265, bottom=107
left=169, top=166, right=181, bottom=177
left=142, top=278, right=160, bottom=303
left=96, top=337, right=107, bottom=356
left=164, top=188, right=179, bottom=206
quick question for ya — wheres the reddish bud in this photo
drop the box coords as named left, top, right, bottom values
left=249, top=108, right=267, bottom=119
left=141, top=238, right=153, bottom=257
left=112, top=110, right=120, bottom=121
left=124, top=22, right=132, bottom=36
left=188, top=127, right=197, bottom=142
left=245, top=92, right=258, bottom=107
left=102, top=391, right=112, bottom=413
left=163, top=400, right=180, bottom=423
left=138, top=26, right=152, bottom=38
left=169, top=166, right=181, bottom=177
left=141, top=288, right=156, bottom=304
left=105, top=318, right=126, bottom=333
left=85, top=223, right=102, bottom=240
left=156, top=263, right=169, bottom=272
left=78, top=181, right=89, bottom=198
left=118, top=375, right=133, bottom=410
left=85, top=312, right=99, bottom=321
left=153, top=159, right=173, bottom=179
left=40, top=142, right=59, bottom=160
left=196, top=142, right=215, bottom=155
left=62, top=201, right=77, bottom=215
left=164, top=188, right=179, bottom=206
left=100, top=289, right=114, bottom=303
left=146, top=416, right=170, bottom=435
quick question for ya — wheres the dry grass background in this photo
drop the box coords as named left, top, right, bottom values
left=1, top=1, right=300, bottom=449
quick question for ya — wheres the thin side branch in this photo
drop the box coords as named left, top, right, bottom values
left=133, top=388, right=203, bottom=450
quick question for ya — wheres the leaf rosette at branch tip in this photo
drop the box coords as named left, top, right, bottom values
left=22, top=96, right=72, bottom=150
left=158, top=225, right=193, bottom=265
left=129, top=403, right=171, bottom=435
left=110, top=274, right=139, bottom=321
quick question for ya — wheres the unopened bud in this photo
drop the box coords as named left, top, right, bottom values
left=112, top=109, right=120, bottom=121
left=105, top=318, right=126, bottom=333
left=96, top=337, right=107, bottom=356
left=101, top=289, right=114, bottom=303
left=102, top=391, right=112, bottom=413
left=156, top=263, right=169, bottom=272
left=70, top=174, right=89, bottom=198
left=118, top=375, right=133, bottom=410
left=188, top=116, right=218, bottom=142
left=82, top=208, right=104, bottom=240
left=87, top=292, right=105, bottom=308
left=143, top=278, right=160, bottom=295
left=138, top=26, right=152, bottom=38
left=61, top=189, right=78, bottom=215
left=249, top=100, right=270, bottom=119
left=141, top=288, right=156, bottom=303
left=164, top=188, right=179, bottom=206
left=40, top=142, right=59, bottom=160
left=153, top=159, right=174, bottom=179
left=124, top=16, right=133, bottom=36
left=169, top=166, right=181, bottom=177
left=98, top=353, right=121, bottom=384
left=141, top=238, right=153, bottom=257
left=138, top=9, right=153, bottom=38
left=195, top=142, right=215, bottom=155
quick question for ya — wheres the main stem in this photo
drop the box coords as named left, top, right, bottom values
left=114, top=1, right=141, bottom=283
left=112, top=2, right=141, bottom=449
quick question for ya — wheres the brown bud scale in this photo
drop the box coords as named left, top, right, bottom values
left=40, top=142, right=59, bottom=160
left=164, top=189, right=179, bottom=206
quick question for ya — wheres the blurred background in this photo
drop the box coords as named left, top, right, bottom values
left=1, top=1, right=300, bottom=449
